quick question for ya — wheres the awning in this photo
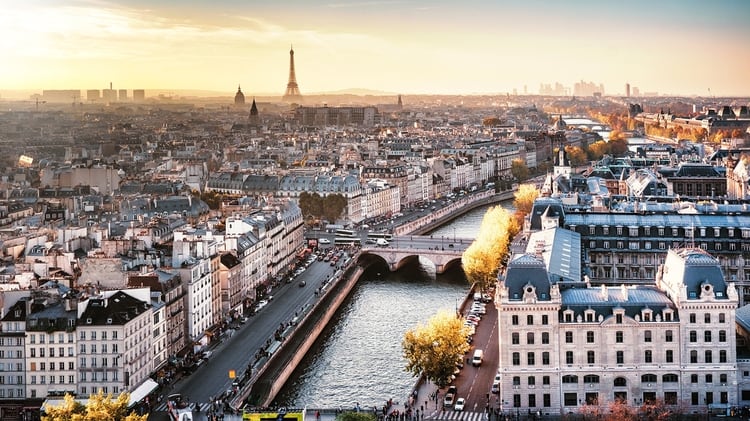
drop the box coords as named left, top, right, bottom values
left=128, top=378, right=159, bottom=407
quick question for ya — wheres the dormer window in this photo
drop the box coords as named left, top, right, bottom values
left=86, top=318, right=92, bottom=324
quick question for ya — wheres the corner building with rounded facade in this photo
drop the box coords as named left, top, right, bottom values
left=496, top=247, right=738, bottom=416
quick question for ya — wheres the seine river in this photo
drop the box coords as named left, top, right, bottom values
left=275, top=201, right=513, bottom=409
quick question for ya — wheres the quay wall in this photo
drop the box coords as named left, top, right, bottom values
left=396, top=190, right=515, bottom=236
left=244, top=191, right=514, bottom=408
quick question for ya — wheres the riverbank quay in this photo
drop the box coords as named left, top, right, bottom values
left=396, top=190, right=515, bottom=236
left=231, top=259, right=363, bottom=410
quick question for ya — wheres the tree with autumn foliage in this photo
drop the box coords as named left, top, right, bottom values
left=42, top=391, right=148, bottom=421
left=402, top=310, right=472, bottom=387
left=510, top=158, right=530, bottom=182
left=512, top=184, right=539, bottom=227
left=462, top=206, right=520, bottom=292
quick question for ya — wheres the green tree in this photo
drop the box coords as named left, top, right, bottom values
left=337, top=411, right=377, bottom=421
left=462, top=206, right=519, bottom=291
left=299, top=192, right=324, bottom=220
left=510, top=158, right=529, bottom=181
left=42, top=391, right=147, bottom=421
left=403, top=310, right=471, bottom=387
left=608, top=137, right=629, bottom=157
left=322, top=194, right=348, bottom=223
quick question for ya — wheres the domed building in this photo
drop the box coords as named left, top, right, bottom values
left=234, top=85, right=245, bottom=106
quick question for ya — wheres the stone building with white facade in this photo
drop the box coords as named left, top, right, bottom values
left=496, top=236, right=738, bottom=416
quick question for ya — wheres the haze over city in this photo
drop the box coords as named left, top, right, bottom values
left=1, top=0, right=749, bottom=98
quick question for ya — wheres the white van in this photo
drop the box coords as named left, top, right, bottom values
left=472, top=349, right=483, bottom=366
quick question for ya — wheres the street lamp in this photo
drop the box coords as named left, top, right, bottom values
left=453, top=227, right=456, bottom=243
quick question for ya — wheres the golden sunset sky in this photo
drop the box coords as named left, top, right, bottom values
left=1, top=0, right=748, bottom=97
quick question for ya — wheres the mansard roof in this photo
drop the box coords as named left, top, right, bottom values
left=504, top=253, right=552, bottom=301
left=662, top=248, right=729, bottom=300
left=560, top=285, right=676, bottom=320
left=79, top=290, right=149, bottom=326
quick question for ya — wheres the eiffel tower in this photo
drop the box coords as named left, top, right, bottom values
left=282, top=45, right=302, bottom=103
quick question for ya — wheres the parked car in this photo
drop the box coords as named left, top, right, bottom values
left=318, top=238, right=331, bottom=244
left=454, top=398, right=466, bottom=411
left=443, top=393, right=455, bottom=407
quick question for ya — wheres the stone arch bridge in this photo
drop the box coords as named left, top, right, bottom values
left=357, top=235, right=471, bottom=274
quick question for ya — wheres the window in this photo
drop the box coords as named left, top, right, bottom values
left=705, top=331, right=712, bottom=342
left=528, top=394, right=536, bottom=408
left=583, top=375, right=600, bottom=383
left=562, top=375, right=578, bottom=384
left=564, top=393, right=578, bottom=406
left=663, top=374, right=678, bottom=383
left=542, top=376, right=550, bottom=385
left=689, top=331, right=697, bottom=342
left=527, top=352, right=535, bottom=365
left=587, top=351, right=595, bottom=364
left=542, top=352, right=550, bottom=365
left=542, top=315, right=548, bottom=325
left=705, top=350, right=712, bottom=363
left=616, top=351, right=624, bottom=364
left=513, top=395, right=521, bottom=408
left=565, top=332, right=573, bottom=343
left=527, top=332, right=535, bottom=345
left=720, top=350, right=727, bottom=363
left=513, top=376, right=520, bottom=386
left=641, top=374, right=657, bottom=383
left=666, top=350, right=673, bottom=363
left=705, top=314, right=711, bottom=323
left=512, top=333, right=520, bottom=345
left=543, top=394, right=551, bottom=408
left=615, top=331, right=623, bottom=343
left=614, top=377, right=627, bottom=387
left=665, top=330, right=673, bottom=342
left=719, top=330, right=727, bottom=342
left=719, top=313, right=726, bottom=323
left=691, top=374, right=698, bottom=383
left=616, top=314, right=622, bottom=324
left=690, top=350, right=698, bottom=363
left=566, top=351, right=574, bottom=364
left=527, top=315, right=534, bottom=325
left=644, top=350, right=652, bottom=363
left=690, top=313, right=696, bottom=323
left=542, top=332, right=549, bottom=344
left=706, top=374, right=713, bottom=383
left=512, top=315, right=519, bottom=325
left=720, top=374, right=727, bottom=384
left=586, top=331, right=595, bottom=343
left=512, top=352, right=520, bottom=366
left=644, top=330, right=652, bottom=343
left=528, top=376, right=536, bottom=386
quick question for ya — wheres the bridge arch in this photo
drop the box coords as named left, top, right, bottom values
left=359, top=249, right=464, bottom=274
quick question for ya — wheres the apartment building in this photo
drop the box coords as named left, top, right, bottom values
left=76, top=289, right=152, bottom=397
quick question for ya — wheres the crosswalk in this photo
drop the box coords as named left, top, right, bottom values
left=152, top=401, right=219, bottom=413
left=428, top=411, right=487, bottom=421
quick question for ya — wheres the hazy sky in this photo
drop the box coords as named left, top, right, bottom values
left=2, top=0, right=749, bottom=97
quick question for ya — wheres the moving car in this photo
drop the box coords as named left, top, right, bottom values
left=376, top=238, right=390, bottom=247
left=318, top=238, right=331, bottom=244
left=454, top=398, right=466, bottom=411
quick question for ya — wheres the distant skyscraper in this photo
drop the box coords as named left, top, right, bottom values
left=282, top=45, right=302, bottom=103
left=87, top=89, right=100, bottom=102
left=118, top=89, right=128, bottom=101
left=626, top=83, right=631, bottom=97
left=133, top=89, right=145, bottom=102
left=234, top=85, right=246, bottom=106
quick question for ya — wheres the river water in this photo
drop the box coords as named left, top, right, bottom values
left=275, top=201, right=514, bottom=409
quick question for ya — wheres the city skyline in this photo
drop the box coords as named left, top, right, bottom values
left=1, top=0, right=749, bottom=98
